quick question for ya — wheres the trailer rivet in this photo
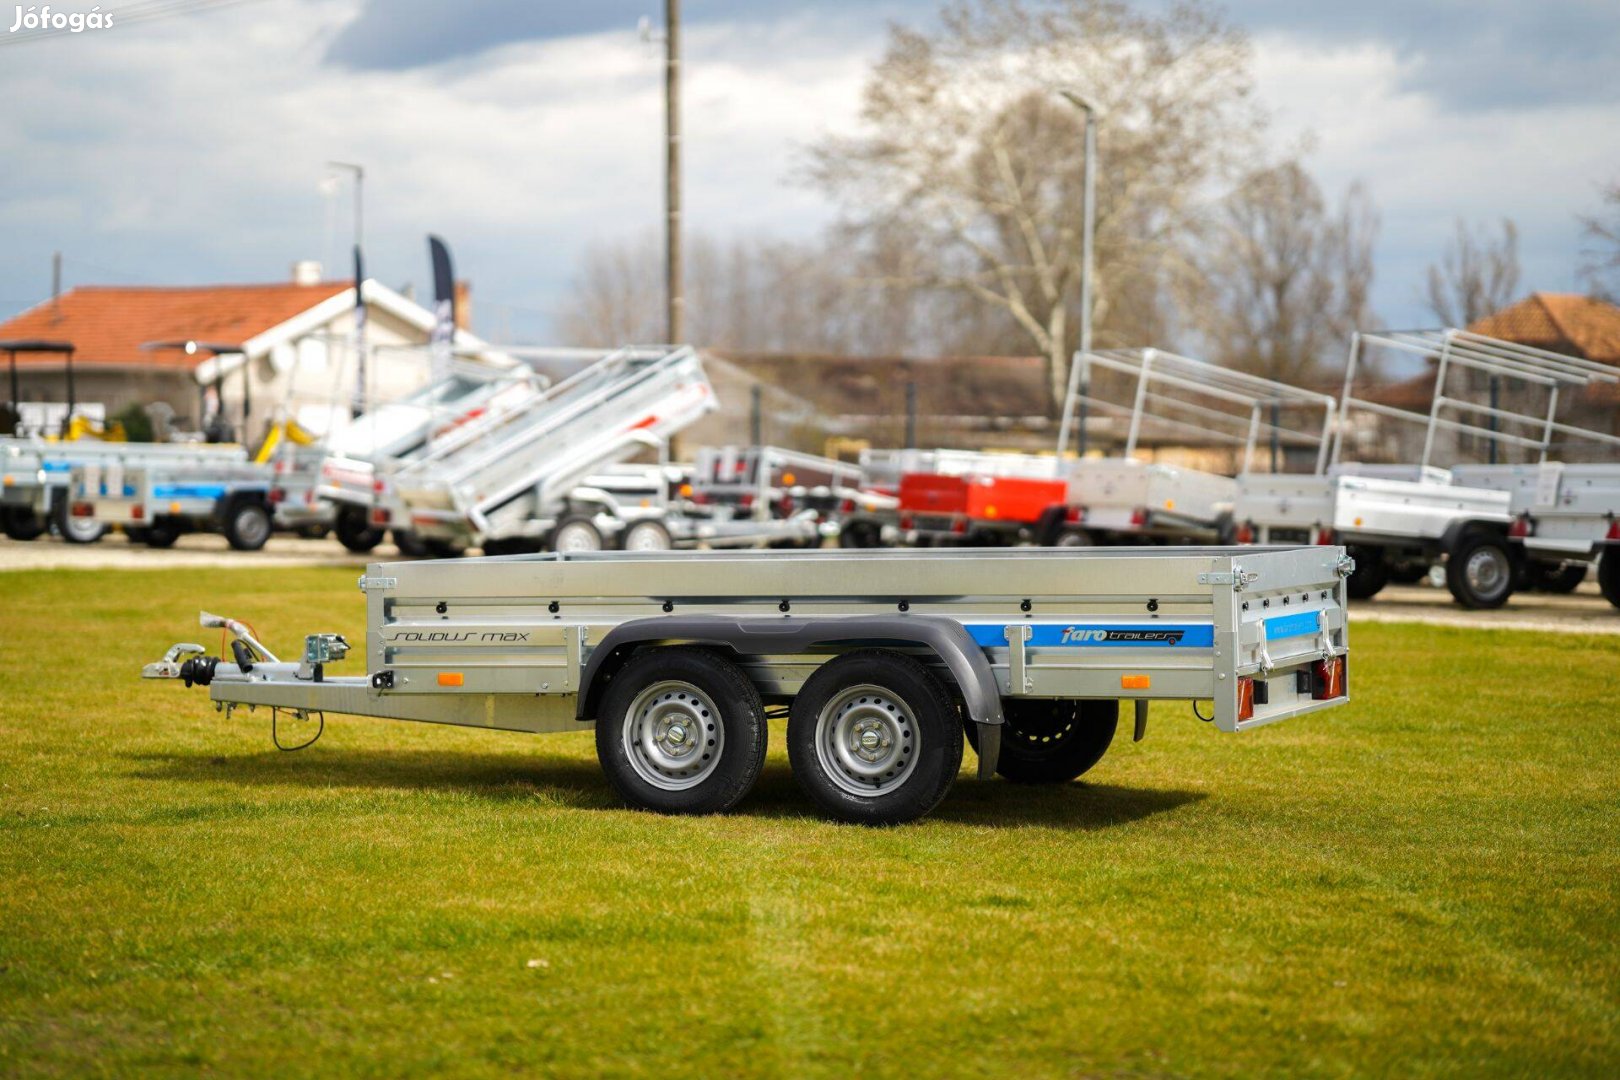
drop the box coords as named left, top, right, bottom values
left=662, top=601, right=674, bottom=613
left=435, top=601, right=447, bottom=615
left=1020, top=599, right=1032, bottom=612
left=548, top=601, right=560, bottom=614
left=898, top=600, right=910, bottom=613
left=779, top=600, right=791, bottom=613
left=1146, top=599, right=1159, bottom=613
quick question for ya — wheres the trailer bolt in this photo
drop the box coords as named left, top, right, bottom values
left=549, top=601, right=560, bottom=614
left=435, top=602, right=447, bottom=614
left=779, top=600, right=791, bottom=613
left=662, top=601, right=674, bottom=613
left=1020, top=599, right=1032, bottom=612
left=898, top=600, right=910, bottom=612
left=1146, top=598, right=1159, bottom=613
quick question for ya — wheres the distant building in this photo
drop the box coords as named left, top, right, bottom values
left=0, top=262, right=494, bottom=445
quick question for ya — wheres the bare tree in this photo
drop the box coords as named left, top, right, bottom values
left=806, top=0, right=1264, bottom=410
left=1579, top=180, right=1620, bottom=301
left=1189, top=161, right=1378, bottom=383
left=1424, top=218, right=1520, bottom=327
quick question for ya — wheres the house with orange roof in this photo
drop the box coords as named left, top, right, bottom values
left=0, top=262, right=495, bottom=445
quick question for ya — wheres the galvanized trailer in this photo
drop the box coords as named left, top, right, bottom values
left=388, top=346, right=716, bottom=552
left=1237, top=329, right=1620, bottom=608
left=143, top=545, right=1353, bottom=824
left=74, top=448, right=277, bottom=550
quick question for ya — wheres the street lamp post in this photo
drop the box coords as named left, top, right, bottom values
left=1055, top=90, right=1101, bottom=460
left=326, top=161, right=367, bottom=416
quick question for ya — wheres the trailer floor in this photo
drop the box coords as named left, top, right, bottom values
left=1, top=567, right=1615, bottom=1078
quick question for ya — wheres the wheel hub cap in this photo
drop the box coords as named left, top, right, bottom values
left=815, top=684, right=919, bottom=797
left=1467, top=549, right=1507, bottom=594
left=623, top=681, right=723, bottom=791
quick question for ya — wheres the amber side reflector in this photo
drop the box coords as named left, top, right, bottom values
left=437, top=672, right=464, bottom=687
left=1121, top=674, right=1151, bottom=690
left=1237, top=677, right=1255, bottom=721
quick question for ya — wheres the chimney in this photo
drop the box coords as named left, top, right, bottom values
left=454, top=280, right=472, bottom=331
left=291, top=260, right=323, bottom=286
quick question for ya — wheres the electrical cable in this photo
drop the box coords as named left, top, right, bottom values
left=272, top=707, right=324, bottom=751
left=1191, top=700, right=1214, bottom=723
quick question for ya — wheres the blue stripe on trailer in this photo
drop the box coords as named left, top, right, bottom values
left=964, top=622, right=1214, bottom=648
left=1263, top=611, right=1319, bottom=641
left=152, top=484, right=227, bottom=500
left=41, top=461, right=71, bottom=473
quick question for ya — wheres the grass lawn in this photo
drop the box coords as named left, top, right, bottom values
left=1, top=566, right=1617, bottom=1078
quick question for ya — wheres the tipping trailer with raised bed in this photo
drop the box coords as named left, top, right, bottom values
left=142, top=544, right=1354, bottom=824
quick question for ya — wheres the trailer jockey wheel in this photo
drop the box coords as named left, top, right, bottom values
left=595, top=648, right=767, bottom=815
left=1, top=507, right=46, bottom=541
left=223, top=501, right=272, bottom=552
left=787, top=650, right=963, bottom=825
left=965, top=699, right=1117, bottom=784
left=1445, top=530, right=1515, bottom=610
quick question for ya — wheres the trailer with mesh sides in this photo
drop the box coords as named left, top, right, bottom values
left=143, top=544, right=1353, bottom=825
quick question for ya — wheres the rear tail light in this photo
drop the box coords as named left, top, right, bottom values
left=1607, top=519, right=1619, bottom=541
left=1064, top=505, right=1084, bottom=524
left=131, top=504, right=145, bottom=521
left=1508, top=514, right=1532, bottom=539
left=269, top=487, right=286, bottom=505
left=839, top=498, right=855, bottom=514
left=371, top=508, right=391, bottom=526
left=951, top=517, right=968, bottom=534
left=1309, top=657, right=1346, bottom=700
left=739, top=493, right=755, bottom=511
left=899, top=513, right=915, bottom=530
left=1235, top=522, right=1255, bottom=544
left=1312, top=527, right=1336, bottom=546
left=71, top=502, right=94, bottom=518
left=1237, top=677, right=1255, bottom=722
left=1130, top=507, right=1148, bottom=527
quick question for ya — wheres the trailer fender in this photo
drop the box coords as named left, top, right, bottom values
left=1439, top=517, right=1508, bottom=553
left=577, top=614, right=1005, bottom=778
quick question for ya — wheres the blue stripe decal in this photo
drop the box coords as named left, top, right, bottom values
left=964, top=622, right=1214, bottom=648
left=1264, top=611, right=1319, bottom=641
left=41, top=461, right=71, bottom=473
left=152, top=484, right=227, bottom=499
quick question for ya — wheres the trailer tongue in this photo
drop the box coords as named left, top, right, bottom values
left=144, top=545, right=1354, bottom=824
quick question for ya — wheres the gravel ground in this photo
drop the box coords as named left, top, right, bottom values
left=2, top=534, right=1616, bottom=634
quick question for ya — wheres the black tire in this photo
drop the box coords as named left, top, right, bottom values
left=1598, top=549, right=1620, bottom=609
left=223, top=501, right=272, bottom=551
left=124, top=526, right=150, bottom=545
left=1445, top=530, right=1516, bottom=610
left=787, top=649, right=963, bottom=825
left=1524, top=561, right=1587, bottom=594
left=964, top=699, right=1118, bottom=784
left=550, top=516, right=604, bottom=553
left=392, top=530, right=429, bottom=557
left=1344, top=546, right=1388, bottom=600
left=144, top=518, right=181, bottom=548
left=334, top=505, right=383, bottom=553
left=2, top=507, right=46, bottom=541
left=481, top=536, right=543, bottom=557
left=424, top=539, right=465, bottom=559
left=1055, top=528, right=1094, bottom=548
left=594, top=648, right=767, bottom=815
left=837, top=520, right=881, bottom=549
left=52, top=498, right=107, bottom=544
left=294, top=525, right=330, bottom=541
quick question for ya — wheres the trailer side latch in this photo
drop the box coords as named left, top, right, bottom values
left=370, top=670, right=394, bottom=690
left=357, top=574, right=398, bottom=592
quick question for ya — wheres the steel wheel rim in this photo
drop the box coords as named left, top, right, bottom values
left=1465, top=547, right=1509, bottom=597
left=622, top=680, right=724, bottom=791
left=63, top=512, right=102, bottom=542
left=624, top=523, right=671, bottom=551
left=554, top=522, right=601, bottom=552
left=235, top=507, right=270, bottom=548
left=814, top=683, right=919, bottom=797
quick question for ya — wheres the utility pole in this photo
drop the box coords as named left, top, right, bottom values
left=1055, top=91, right=1102, bottom=459
left=664, top=0, right=683, bottom=344
left=51, top=252, right=61, bottom=319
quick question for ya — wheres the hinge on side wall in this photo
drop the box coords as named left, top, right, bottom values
left=1004, top=624, right=1033, bottom=693
left=357, top=574, right=398, bottom=593
left=1199, top=568, right=1259, bottom=590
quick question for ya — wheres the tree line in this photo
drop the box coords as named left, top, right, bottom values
left=558, top=0, right=1620, bottom=411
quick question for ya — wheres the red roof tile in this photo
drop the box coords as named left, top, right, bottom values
left=1468, top=293, right=1620, bottom=365
left=0, top=282, right=352, bottom=368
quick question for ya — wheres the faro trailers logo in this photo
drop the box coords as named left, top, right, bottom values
left=1060, top=626, right=1186, bottom=645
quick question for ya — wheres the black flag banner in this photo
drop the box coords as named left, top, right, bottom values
left=351, top=244, right=368, bottom=418
left=429, top=235, right=455, bottom=384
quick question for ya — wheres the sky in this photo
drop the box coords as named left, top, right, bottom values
left=2, top=0, right=1618, bottom=347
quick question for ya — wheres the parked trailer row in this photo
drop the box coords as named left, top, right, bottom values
left=144, top=545, right=1354, bottom=824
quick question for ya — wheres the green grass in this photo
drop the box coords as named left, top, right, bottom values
left=1, top=567, right=1617, bottom=1079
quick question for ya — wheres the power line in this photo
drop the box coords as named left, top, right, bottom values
left=0, top=0, right=271, bottom=48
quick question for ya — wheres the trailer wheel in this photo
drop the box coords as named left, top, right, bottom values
left=1597, top=549, right=1620, bottom=609
left=622, top=520, right=673, bottom=551
left=788, top=650, right=963, bottom=825
left=52, top=499, right=107, bottom=544
left=392, top=530, right=429, bottom=557
left=965, top=699, right=1117, bottom=783
left=1344, top=546, right=1388, bottom=600
left=1445, top=530, right=1515, bottom=609
left=551, top=517, right=604, bottom=553
left=1055, top=528, right=1093, bottom=547
left=837, top=520, right=881, bottom=548
left=334, top=506, right=382, bottom=553
left=1524, top=561, right=1586, bottom=594
left=595, top=648, right=767, bottom=815
left=223, top=501, right=272, bottom=551
left=144, top=517, right=181, bottom=548
left=1, top=507, right=46, bottom=541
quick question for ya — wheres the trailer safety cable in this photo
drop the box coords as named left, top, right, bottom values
left=1191, top=700, right=1214, bottom=723
left=271, top=707, right=324, bottom=752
